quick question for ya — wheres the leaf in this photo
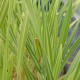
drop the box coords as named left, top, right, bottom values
left=59, top=0, right=72, bottom=47
left=53, top=44, right=62, bottom=80
left=64, top=50, right=80, bottom=80
left=63, top=19, right=80, bottom=57
left=61, top=37, right=80, bottom=71
left=0, top=0, right=8, bottom=25
left=23, top=56, right=35, bottom=80
left=16, top=13, right=28, bottom=80
left=26, top=36, right=42, bottom=73
left=42, top=51, right=54, bottom=80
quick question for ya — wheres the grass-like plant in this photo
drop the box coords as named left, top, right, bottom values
left=0, top=0, right=80, bottom=80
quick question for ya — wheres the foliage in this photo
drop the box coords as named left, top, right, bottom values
left=0, top=0, right=80, bottom=80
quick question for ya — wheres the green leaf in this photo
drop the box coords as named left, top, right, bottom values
left=61, top=37, right=80, bottom=71
left=0, top=0, right=8, bottom=25
left=16, top=13, right=28, bottom=80
left=53, top=44, right=62, bottom=80
left=60, top=0, right=72, bottom=47
left=63, top=19, right=80, bottom=57
left=64, top=50, right=80, bottom=80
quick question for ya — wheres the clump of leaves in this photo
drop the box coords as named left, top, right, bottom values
left=0, top=0, right=80, bottom=80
